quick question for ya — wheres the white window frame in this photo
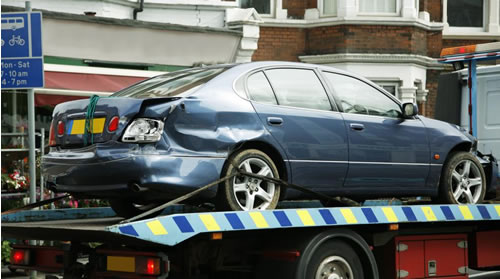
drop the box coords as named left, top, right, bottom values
left=373, top=81, right=401, bottom=99
left=239, top=0, right=275, bottom=17
left=319, top=0, right=338, bottom=17
left=357, top=0, right=401, bottom=17
left=446, top=0, right=487, bottom=32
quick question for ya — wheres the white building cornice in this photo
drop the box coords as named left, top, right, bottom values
left=299, top=53, right=452, bottom=70
left=260, top=17, right=444, bottom=31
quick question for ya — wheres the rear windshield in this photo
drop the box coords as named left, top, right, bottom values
left=111, top=67, right=227, bottom=99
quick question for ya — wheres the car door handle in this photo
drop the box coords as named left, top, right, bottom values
left=350, top=123, right=365, bottom=131
left=267, top=117, right=283, bottom=126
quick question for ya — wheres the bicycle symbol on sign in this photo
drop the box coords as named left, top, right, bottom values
left=1, top=17, right=26, bottom=48
left=8, top=35, right=25, bottom=46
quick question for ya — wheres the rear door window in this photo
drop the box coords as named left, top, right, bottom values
left=246, top=71, right=278, bottom=105
left=264, top=68, right=332, bottom=111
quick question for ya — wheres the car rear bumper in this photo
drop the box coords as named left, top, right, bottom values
left=42, top=142, right=226, bottom=201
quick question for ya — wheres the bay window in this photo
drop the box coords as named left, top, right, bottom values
left=321, top=0, right=337, bottom=16
left=447, top=0, right=484, bottom=28
left=240, top=0, right=272, bottom=15
left=359, top=0, right=397, bottom=14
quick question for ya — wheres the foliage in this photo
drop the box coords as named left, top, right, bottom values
left=1, top=173, right=17, bottom=190
left=1, top=169, right=29, bottom=191
left=2, top=240, right=12, bottom=264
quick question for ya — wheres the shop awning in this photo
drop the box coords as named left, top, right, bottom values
left=44, top=71, right=146, bottom=92
left=35, top=70, right=150, bottom=107
left=35, top=93, right=87, bottom=107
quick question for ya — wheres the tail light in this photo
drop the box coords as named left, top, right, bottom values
left=122, top=118, right=164, bottom=143
left=97, top=250, right=168, bottom=278
left=108, top=116, right=119, bottom=132
left=49, top=121, right=57, bottom=147
left=9, top=245, right=64, bottom=273
left=137, top=257, right=161, bottom=275
left=57, top=121, right=65, bottom=136
left=11, top=249, right=30, bottom=265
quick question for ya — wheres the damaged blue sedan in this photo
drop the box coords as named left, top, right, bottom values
left=43, top=62, right=497, bottom=217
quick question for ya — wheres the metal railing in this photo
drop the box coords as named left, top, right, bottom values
left=1, top=128, right=46, bottom=201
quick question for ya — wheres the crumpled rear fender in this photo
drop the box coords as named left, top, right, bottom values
left=136, top=93, right=290, bottom=179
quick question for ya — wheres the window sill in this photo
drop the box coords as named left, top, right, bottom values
left=260, top=17, right=444, bottom=31
left=443, top=30, right=500, bottom=40
left=357, top=12, right=400, bottom=17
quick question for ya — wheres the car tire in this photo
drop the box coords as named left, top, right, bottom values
left=109, top=199, right=161, bottom=219
left=218, top=149, right=280, bottom=211
left=304, top=240, right=364, bottom=279
left=439, top=151, right=486, bottom=204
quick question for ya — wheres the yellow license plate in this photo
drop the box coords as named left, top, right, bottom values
left=67, top=118, right=105, bottom=135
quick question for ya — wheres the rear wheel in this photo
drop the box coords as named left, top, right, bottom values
left=218, top=149, right=280, bottom=211
left=109, top=199, right=160, bottom=218
left=439, top=151, right=486, bottom=204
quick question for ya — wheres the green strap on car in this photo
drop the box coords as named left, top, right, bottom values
left=83, top=95, right=101, bottom=146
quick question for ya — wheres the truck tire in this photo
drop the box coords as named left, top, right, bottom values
left=218, top=149, right=280, bottom=211
left=440, top=151, right=486, bottom=204
left=109, top=199, right=160, bottom=219
left=304, top=240, right=364, bottom=279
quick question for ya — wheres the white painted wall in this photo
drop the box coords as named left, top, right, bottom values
left=3, top=0, right=133, bottom=18
left=42, top=17, right=240, bottom=66
left=137, top=7, right=226, bottom=28
left=2, top=0, right=236, bottom=28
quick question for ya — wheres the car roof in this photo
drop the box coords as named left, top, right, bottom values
left=168, top=61, right=401, bottom=105
left=227, top=61, right=370, bottom=81
left=228, top=61, right=389, bottom=91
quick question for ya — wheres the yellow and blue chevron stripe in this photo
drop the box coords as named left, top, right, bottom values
left=107, top=204, right=500, bottom=246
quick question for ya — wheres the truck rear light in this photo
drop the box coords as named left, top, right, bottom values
left=9, top=245, right=64, bottom=273
left=108, top=116, right=119, bottom=132
left=11, top=249, right=30, bottom=265
left=57, top=121, right=65, bottom=136
left=136, top=257, right=161, bottom=275
left=97, top=249, right=169, bottom=278
left=49, top=122, right=57, bottom=146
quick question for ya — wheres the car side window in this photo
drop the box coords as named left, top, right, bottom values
left=265, top=69, right=332, bottom=111
left=323, top=72, right=402, bottom=118
left=246, top=71, right=278, bottom=105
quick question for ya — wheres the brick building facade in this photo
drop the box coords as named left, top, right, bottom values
left=249, top=0, right=500, bottom=117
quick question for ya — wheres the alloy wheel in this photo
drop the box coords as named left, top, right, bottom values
left=232, top=157, right=276, bottom=210
left=451, top=159, right=483, bottom=204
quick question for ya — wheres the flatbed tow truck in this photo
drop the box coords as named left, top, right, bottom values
left=2, top=202, right=500, bottom=279
left=2, top=44, right=500, bottom=279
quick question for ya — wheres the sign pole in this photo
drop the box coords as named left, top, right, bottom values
left=25, top=1, right=36, bottom=205
left=25, top=3, right=37, bottom=278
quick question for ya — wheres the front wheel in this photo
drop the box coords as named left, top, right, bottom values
left=218, top=149, right=280, bottom=211
left=305, top=240, right=364, bottom=279
left=109, top=199, right=160, bottom=219
left=439, top=151, right=486, bottom=204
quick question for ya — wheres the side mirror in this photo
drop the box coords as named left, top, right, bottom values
left=402, top=102, right=418, bottom=118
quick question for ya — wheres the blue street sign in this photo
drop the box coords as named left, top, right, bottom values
left=1, top=12, right=44, bottom=89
